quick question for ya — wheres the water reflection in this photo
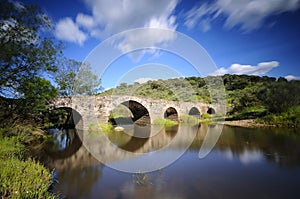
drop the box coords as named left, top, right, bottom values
left=223, top=149, right=263, bottom=164
left=39, top=125, right=300, bottom=198
left=216, top=126, right=300, bottom=168
left=44, top=129, right=82, bottom=159
left=108, top=124, right=179, bottom=153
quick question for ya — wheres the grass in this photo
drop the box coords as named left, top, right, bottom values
left=257, top=106, right=300, bottom=127
left=0, top=126, right=55, bottom=198
left=201, top=113, right=211, bottom=120
left=88, top=122, right=114, bottom=135
left=153, top=118, right=179, bottom=126
left=226, top=106, right=266, bottom=121
left=99, top=122, right=114, bottom=133
left=0, top=158, right=54, bottom=198
left=0, top=136, right=24, bottom=160
left=0, top=125, right=46, bottom=145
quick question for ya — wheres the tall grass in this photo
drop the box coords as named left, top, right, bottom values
left=0, top=158, right=54, bottom=198
left=0, top=126, right=55, bottom=198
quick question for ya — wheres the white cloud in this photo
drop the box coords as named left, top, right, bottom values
left=211, top=61, right=279, bottom=76
left=76, top=13, right=96, bottom=30
left=185, top=0, right=300, bottom=32
left=84, top=0, right=178, bottom=56
left=285, top=75, right=300, bottom=81
left=84, top=0, right=178, bottom=36
left=55, top=18, right=87, bottom=46
left=55, top=0, right=179, bottom=48
left=134, top=77, right=156, bottom=84
left=184, top=3, right=219, bottom=31
left=115, top=27, right=177, bottom=61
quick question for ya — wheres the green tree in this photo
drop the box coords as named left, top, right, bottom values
left=257, top=81, right=300, bottom=113
left=55, top=58, right=80, bottom=96
left=0, top=0, right=60, bottom=97
left=0, top=1, right=60, bottom=125
left=17, top=77, right=57, bottom=123
left=73, top=62, right=103, bottom=95
left=55, top=58, right=103, bottom=96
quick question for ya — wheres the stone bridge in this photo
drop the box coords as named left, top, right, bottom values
left=49, top=95, right=221, bottom=130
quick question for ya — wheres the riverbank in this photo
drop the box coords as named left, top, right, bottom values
left=0, top=126, right=54, bottom=198
left=219, top=119, right=275, bottom=128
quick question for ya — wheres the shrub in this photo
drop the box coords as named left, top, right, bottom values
left=0, top=136, right=24, bottom=160
left=0, top=133, right=54, bottom=198
left=201, top=113, right=211, bottom=119
left=99, top=122, right=113, bottom=133
left=0, top=158, right=53, bottom=198
left=88, top=122, right=113, bottom=134
left=0, top=125, right=46, bottom=145
left=153, top=118, right=178, bottom=126
left=0, top=126, right=54, bottom=198
left=257, top=105, right=300, bottom=127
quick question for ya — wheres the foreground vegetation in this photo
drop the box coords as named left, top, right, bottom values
left=0, top=126, right=54, bottom=198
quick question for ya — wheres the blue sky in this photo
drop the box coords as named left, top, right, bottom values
left=21, top=0, right=300, bottom=89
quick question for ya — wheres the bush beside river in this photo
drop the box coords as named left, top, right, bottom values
left=0, top=126, right=54, bottom=198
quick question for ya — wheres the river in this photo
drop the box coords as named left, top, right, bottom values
left=38, top=124, right=300, bottom=199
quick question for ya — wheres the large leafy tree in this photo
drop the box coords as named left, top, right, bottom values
left=16, top=77, right=57, bottom=123
left=73, top=62, right=103, bottom=95
left=55, top=58, right=103, bottom=96
left=0, top=0, right=60, bottom=125
left=55, top=58, right=79, bottom=97
left=0, top=0, right=59, bottom=97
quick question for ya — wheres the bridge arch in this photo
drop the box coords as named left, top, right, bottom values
left=207, top=107, right=216, bottom=115
left=188, top=107, right=201, bottom=118
left=164, top=107, right=178, bottom=121
left=47, top=107, right=84, bottom=129
left=110, top=100, right=151, bottom=125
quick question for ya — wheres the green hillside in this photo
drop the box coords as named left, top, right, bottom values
left=99, top=74, right=300, bottom=127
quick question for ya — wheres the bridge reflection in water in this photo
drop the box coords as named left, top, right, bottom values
left=39, top=125, right=300, bottom=199
left=43, top=124, right=206, bottom=170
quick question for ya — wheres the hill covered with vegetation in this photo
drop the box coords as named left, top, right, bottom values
left=100, top=74, right=300, bottom=127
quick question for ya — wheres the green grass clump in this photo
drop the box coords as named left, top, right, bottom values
left=88, top=122, right=114, bottom=134
left=153, top=118, right=178, bottom=126
left=99, top=122, right=113, bottom=133
left=201, top=113, right=211, bottom=120
left=0, top=158, right=54, bottom=198
left=0, top=136, right=24, bottom=160
left=180, top=115, right=200, bottom=125
left=0, top=127, right=54, bottom=198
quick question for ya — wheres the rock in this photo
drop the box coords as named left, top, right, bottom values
left=114, top=126, right=125, bottom=131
